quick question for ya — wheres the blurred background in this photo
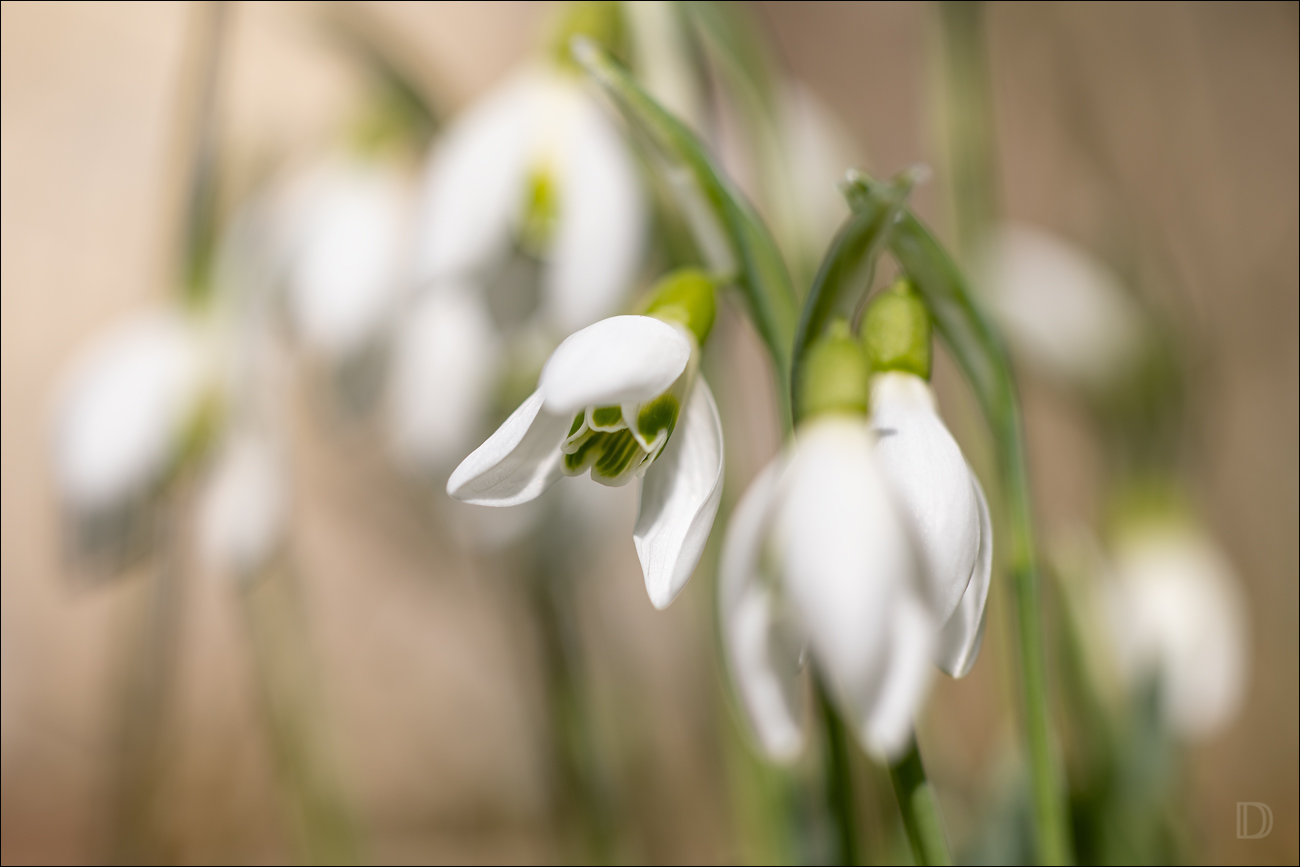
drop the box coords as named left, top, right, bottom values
left=1, top=2, right=1295, bottom=864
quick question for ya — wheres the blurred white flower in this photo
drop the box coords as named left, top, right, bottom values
left=448, top=314, right=722, bottom=609
left=393, top=67, right=647, bottom=471
left=1102, top=525, right=1249, bottom=738
left=52, top=309, right=210, bottom=515
left=720, top=417, right=932, bottom=762
left=280, top=159, right=411, bottom=363
left=981, top=224, right=1146, bottom=391
left=198, top=430, right=287, bottom=579
left=870, top=371, right=993, bottom=678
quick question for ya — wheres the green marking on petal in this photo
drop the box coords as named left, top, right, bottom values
left=568, top=412, right=586, bottom=437
left=519, top=165, right=561, bottom=257
left=592, top=428, right=642, bottom=485
left=563, top=431, right=606, bottom=475
left=636, top=392, right=679, bottom=445
left=590, top=405, right=625, bottom=430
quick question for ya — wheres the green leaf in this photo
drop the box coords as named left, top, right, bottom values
left=573, top=37, right=798, bottom=427
left=792, top=170, right=913, bottom=421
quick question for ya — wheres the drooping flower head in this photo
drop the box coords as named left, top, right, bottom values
left=448, top=269, right=723, bottom=609
left=721, top=281, right=992, bottom=763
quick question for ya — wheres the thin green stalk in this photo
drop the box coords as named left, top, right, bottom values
left=843, top=173, right=1074, bottom=864
left=816, top=680, right=859, bottom=867
left=936, top=0, right=998, bottom=262
left=889, top=738, right=952, bottom=866
left=242, top=562, right=364, bottom=865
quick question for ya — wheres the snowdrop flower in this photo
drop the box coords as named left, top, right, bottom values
left=980, top=224, right=1146, bottom=392
left=394, top=35, right=646, bottom=471
left=279, top=159, right=411, bottom=365
left=721, top=286, right=992, bottom=763
left=52, top=309, right=212, bottom=520
left=721, top=328, right=933, bottom=762
left=1100, top=520, right=1249, bottom=738
left=448, top=270, right=722, bottom=609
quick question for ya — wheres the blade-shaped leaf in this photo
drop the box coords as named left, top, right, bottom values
left=573, top=37, right=798, bottom=427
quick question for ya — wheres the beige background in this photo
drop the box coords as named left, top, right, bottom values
left=2, top=2, right=1296, bottom=863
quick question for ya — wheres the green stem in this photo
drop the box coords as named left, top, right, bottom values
left=815, top=680, right=859, bottom=866
left=242, top=561, right=364, bottom=865
left=936, top=0, right=998, bottom=262
left=889, top=738, right=952, bottom=866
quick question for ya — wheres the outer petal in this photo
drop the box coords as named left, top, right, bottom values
left=634, top=378, right=724, bottom=609
left=775, top=418, right=916, bottom=718
left=412, top=73, right=545, bottom=282
left=543, top=90, right=646, bottom=332
left=388, top=286, right=500, bottom=471
left=719, top=459, right=805, bottom=761
left=53, top=310, right=204, bottom=512
left=286, top=162, right=408, bottom=359
left=539, top=315, right=690, bottom=415
left=446, top=390, right=569, bottom=506
left=934, top=472, right=993, bottom=677
left=199, top=431, right=286, bottom=578
left=859, top=593, right=935, bottom=762
left=872, top=372, right=980, bottom=623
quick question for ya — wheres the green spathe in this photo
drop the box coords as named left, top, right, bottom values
left=644, top=268, right=718, bottom=346
left=863, top=280, right=932, bottom=380
left=798, top=321, right=871, bottom=421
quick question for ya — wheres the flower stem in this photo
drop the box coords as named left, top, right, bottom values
left=815, top=679, right=859, bottom=866
left=934, top=4, right=1075, bottom=863
left=888, top=738, right=952, bottom=866
left=241, top=560, right=364, bottom=865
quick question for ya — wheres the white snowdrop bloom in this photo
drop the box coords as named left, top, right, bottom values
left=870, top=371, right=993, bottom=678
left=981, top=224, right=1146, bottom=391
left=281, top=160, right=411, bottom=362
left=412, top=68, right=646, bottom=334
left=448, top=304, right=722, bottom=609
left=720, top=417, right=934, bottom=763
left=1103, top=525, right=1249, bottom=738
left=52, top=309, right=209, bottom=514
left=198, top=430, right=287, bottom=579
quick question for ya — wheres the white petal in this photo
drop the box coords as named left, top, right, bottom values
left=719, top=459, right=805, bottom=761
left=1106, top=527, right=1249, bottom=738
left=539, top=315, right=690, bottom=415
left=388, top=286, right=500, bottom=471
left=634, top=378, right=724, bottom=608
left=872, top=372, right=980, bottom=623
left=934, top=472, right=993, bottom=677
left=981, top=224, right=1146, bottom=390
left=53, top=310, right=205, bottom=512
left=412, top=73, right=546, bottom=282
left=776, top=418, right=916, bottom=713
left=199, top=431, right=286, bottom=578
left=860, top=593, right=936, bottom=762
left=446, top=389, right=569, bottom=506
left=286, top=162, right=408, bottom=359
left=543, top=91, right=647, bottom=332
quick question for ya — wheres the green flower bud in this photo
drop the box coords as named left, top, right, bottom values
left=644, top=268, right=718, bottom=347
left=862, top=279, right=932, bottom=379
left=798, top=320, right=872, bottom=421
